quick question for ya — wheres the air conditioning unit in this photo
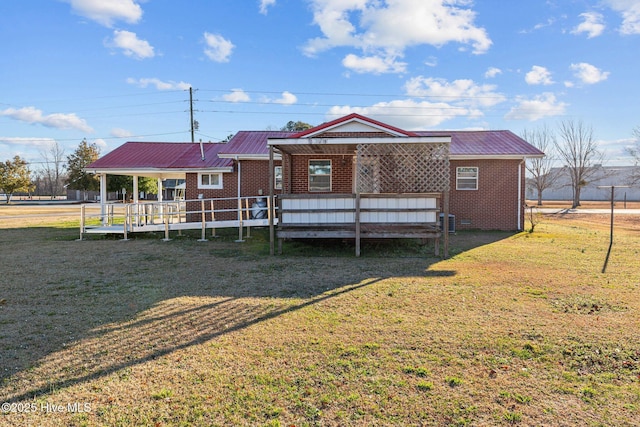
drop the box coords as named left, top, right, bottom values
left=439, top=213, right=455, bottom=233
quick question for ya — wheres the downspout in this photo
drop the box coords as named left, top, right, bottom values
left=518, top=159, right=525, bottom=231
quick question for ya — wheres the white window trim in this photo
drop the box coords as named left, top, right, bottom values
left=197, top=172, right=223, bottom=189
left=456, top=166, right=478, bottom=190
left=309, top=159, right=332, bottom=192
left=274, top=166, right=283, bottom=190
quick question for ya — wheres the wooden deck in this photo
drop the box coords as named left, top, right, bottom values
left=275, top=193, right=444, bottom=256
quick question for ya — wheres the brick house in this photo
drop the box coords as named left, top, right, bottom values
left=266, top=114, right=542, bottom=232
left=87, top=114, right=543, bottom=234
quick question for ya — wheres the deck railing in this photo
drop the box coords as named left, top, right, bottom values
left=79, top=195, right=273, bottom=241
left=276, top=193, right=443, bottom=256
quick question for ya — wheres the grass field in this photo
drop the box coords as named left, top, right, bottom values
left=0, top=205, right=639, bottom=426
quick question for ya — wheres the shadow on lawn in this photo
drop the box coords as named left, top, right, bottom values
left=0, top=226, right=512, bottom=403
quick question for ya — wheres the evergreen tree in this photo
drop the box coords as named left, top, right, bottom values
left=66, top=139, right=100, bottom=200
left=0, top=155, right=33, bottom=203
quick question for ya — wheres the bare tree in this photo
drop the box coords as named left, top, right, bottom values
left=522, top=125, right=560, bottom=206
left=555, top=120, right=603, bottom=208
left=39, top=141, right=66, bottom=199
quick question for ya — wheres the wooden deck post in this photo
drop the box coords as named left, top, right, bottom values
left=210, top=200, right=216, bottom=238
left=78, top=204, right=85, bottom=241
left=443, top=190, right=449, bottom=259
left=162, top=210, right=171, bottom=241
left=269, top=145, right=275, bottom=255
left=244, top=198, right=251, bottom=238
left=122, top=204, right=129, bottom=241
left=235, top=197, right=245, bottom=242
left=198, top=199, right=208, bottom=242
left=355, top=193, right=361, bottom=257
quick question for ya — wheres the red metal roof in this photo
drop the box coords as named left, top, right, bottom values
left=219, top=129, right=543, bottom=157
left=415, top=130, right=544, bottom=157
left=88, top=118, right=543, bottom=172
left=88, top=142, right=233, bottom=170
left=220, top=131, right=292, bottom=156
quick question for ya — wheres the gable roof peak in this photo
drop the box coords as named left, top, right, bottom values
left=290, top=113, right=417, bottom=138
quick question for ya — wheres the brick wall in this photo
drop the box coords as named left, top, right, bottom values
left=449, top=159, right=524, bottom=231
left=183, top=157, right=525, bottom=230
left=289, top=155, right=354, bottom=194
left=185, top=160, right=281, bottom=221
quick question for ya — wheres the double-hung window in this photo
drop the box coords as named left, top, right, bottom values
left=309, top=160, right=331, bottom=192
left=274, top=166, right=283, bottom=190
left=198, top=172, right=223, bottom=189
left=456, top=167, right=478, bottom=190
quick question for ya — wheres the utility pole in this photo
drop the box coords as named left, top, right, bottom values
left=189, top=87, right=195, bottom=143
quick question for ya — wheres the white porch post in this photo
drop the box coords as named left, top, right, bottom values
left=133, top=175, right=139, bottom=203
left=100, top=174, right=107, bottom=225
left=157, top=178, right=164, bottom=221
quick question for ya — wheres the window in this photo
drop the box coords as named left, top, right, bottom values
left=309, top=160, right=331, bottom=192
left=274, top=166, right=283, bottom=190
left=456, top=167, right=478, bottom=190
left=198, top=172, right=223, bottom=189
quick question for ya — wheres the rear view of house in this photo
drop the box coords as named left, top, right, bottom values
left=86, top=113, right=543, bottom=255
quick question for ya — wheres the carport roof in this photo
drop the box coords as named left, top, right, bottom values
left=86, top=142, right=234, bottom=173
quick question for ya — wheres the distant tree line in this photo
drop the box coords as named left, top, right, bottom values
left=525, top=119, right=639, bottom=208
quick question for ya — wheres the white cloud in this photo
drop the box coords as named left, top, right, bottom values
left=108, top=30, right=155, bottom=59
left=261, top=91, right=298, bottom=105
left=342, top=53, right=407, bottom=74
left=65, top=0, right=143, bottom=27
left=0, top=107, right=93, bottom=133
left=572, top=12, right=606, bottom=38
left=91, top=138, right=108, bottom=149
left=327, top=99, right=472, bottom=129
left=0, top=136, right=56, bottom=148
left=259, top=0, right=276, bottom=15
left=604, top=0, right=640, bottom=35
left=110, top=128, right=133, bottom=138
left=269, top=91, right=298, bottom=105
left=203, top=32, right=234, bottom=62
left=570, top=62, right=610, bottom=84
left=505, top=93, right=567, bottom=121
left=126, top=77, right=191, bottom=90
left=525, top=66, right=554, bottom=85
left=222, top=89, right=251, bottom=102
left=424, top=56, right=438, bottom=67
left=327, top=75, right=506, bottom=129
left=303, top=0, right=491, bottom=74
left=404, top=76, right=506, bottom=108
left=484, top=67, right=502, bottom=78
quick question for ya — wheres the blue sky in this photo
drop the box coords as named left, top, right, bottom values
left=1, top=0, right=639, bottom=168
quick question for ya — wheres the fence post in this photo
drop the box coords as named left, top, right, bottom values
left=198, top=199, right=208, bottom=241
left=210, top=199, right=216, bottom=238
left=78, top=204, right=85, bottom=241
left=162, top=203, right=171, bottom=241
left=245, top=198, right=251, bottom=238
left=355, top=194, right=361, bottom=257
left=235, top=197, right=245, bottom=242
left=122, top=204, right=129, bottom=241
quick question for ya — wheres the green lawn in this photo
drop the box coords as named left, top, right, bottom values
left=1, top=215, right=639, bottom=426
